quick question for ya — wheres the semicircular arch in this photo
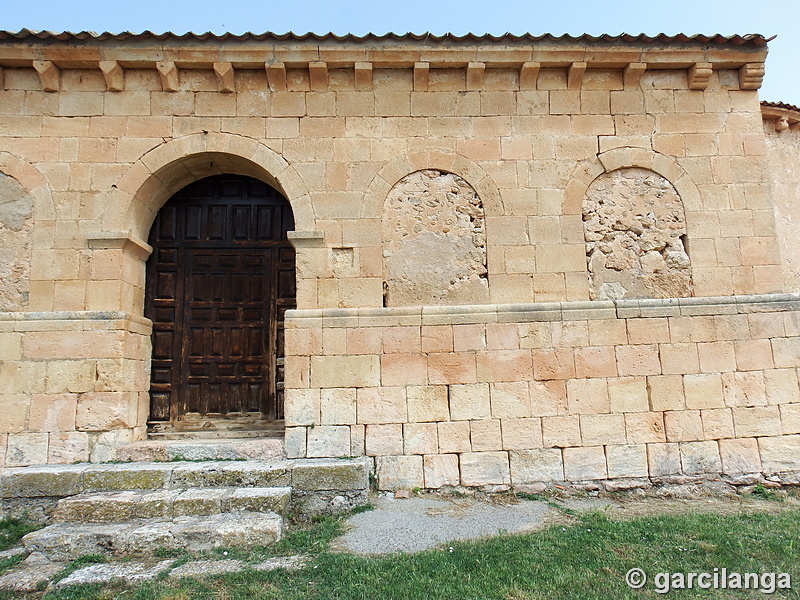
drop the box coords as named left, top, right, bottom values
left=363, top=152, right=504, bottom=219
left=563, top=147, right=702, bottom=216
left=102, top=132, right=312, bottom=241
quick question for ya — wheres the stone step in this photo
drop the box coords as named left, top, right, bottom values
left=1, top=458, right=370, bottom=523
left=23, top=512, right=283, bottom=561
left=53, top=486, right=291, bottom=523
left=115, top=438, right=285, bottom=462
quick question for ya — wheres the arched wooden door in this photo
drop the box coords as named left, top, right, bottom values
left=145, top=175, right=295, bottom=434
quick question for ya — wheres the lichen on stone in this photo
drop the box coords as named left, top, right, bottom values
left=583, top=167, right=692, bottom=300
left=382, top=169, right=488, bottom=307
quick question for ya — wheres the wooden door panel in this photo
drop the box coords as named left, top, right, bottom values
left=145, top=175, right=295, bottom=424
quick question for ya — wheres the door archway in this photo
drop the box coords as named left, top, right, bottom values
left=145, top=174, right=296, bottom=435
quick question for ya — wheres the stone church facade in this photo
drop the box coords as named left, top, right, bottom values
left=1, top=30, right=800, bottom=490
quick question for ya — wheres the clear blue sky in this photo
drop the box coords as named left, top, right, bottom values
left=2, top=0, right=797, bottom=104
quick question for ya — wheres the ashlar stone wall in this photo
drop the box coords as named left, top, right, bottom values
left=284, top=297, right=800, bottom=489
left=763, top=108, right=800, bottom=293
left=0, top=34, right=795, bottom=480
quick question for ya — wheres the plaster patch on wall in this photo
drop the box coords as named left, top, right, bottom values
left=0, top=173, right=34, bottom=311
left=382, top=170, right=488, bottom=307
left=583, top=167, right=692, bottom=300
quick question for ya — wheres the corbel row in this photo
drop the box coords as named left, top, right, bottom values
left=21, top=58, right=765, bottom=93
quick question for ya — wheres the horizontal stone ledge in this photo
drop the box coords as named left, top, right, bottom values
left=285, top=293, right=800, bottom=327
left=87, top=231, right=152, bottom=260
left=0, top=311, right=153, bottom=330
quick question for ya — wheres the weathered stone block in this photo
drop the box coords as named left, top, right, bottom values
left=764, top=369, right=800, bottom=405
left=356, top=387, right=407, bottom=424
left=529, top=380, right=567, bottom=416
left=719, top=438, right=762, bottom=474
left=28, top=394, right=77, bottom=433
left=320, top=388, right=356, bottom=425
left=648, top=375, right=685, bottom=411
left=1, top=463, right=85, bottom=498
left=437, top=420, right=471, bottom=453
left=376, top=455, right=424, bottom=490
left=683, top=373, right=725, bottom=409
left=607, top=377, right=649, bottom=413
left=566, top=378, right=609, bottom=414
left=83, top=463, right=172, bottom=492
left=406, top=385, right=449, bottom=422
left=365, top=424, right=403, bottom=456
left=291, top=458, right=368, bottom=491
left=500, top=418, right=542, bottom=450
left=700, top=408, right=734, bottom=439
left=758, top=434, right=800, bottom=472
left=490, top=381, right=531, bottom=418
left=449, top=383, right=491, bottom=420
left=460, top=451, right=511, bottom=486
left=6, top=432, right=49, bottom=467
left=423, top=454, right=460, bottom=488
left=509, top=448, right=564, bottom=482
left=306, top=425, right=351, bottom=458
left=542, top=415, right=581, bottom=447
left=470, top=419, right=502, bottom=451
left=76, top=392, right=138, bottom=431
left=48, top=431, right=89, bottom=463
left=606, top=444, right=648, bottom=478
left=310, top=355, right=380, bottom=388
left=664, top=410, right=703, bottom=442
left=722, top=371, right=767, bottom=407
left=563, top=446, right=607, bottom=480
left=580, top=413, right=626, bottom=445
left=226, top=487, right=290, bottom=515
left=624, top=412, right=666, bottom=444
left=732, top=405, right=781, bottom=437
left=284, top=427, right=307, bottom=459
left=647, top=442, right=681, bottom=476
left=404, top=422, right=438, bottom=455
left=679, top=441, right=721, bottom=474
left=173, top=488, right=225, bottom=516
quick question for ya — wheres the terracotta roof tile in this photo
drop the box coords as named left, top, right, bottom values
left=0, top=29, right=773, bottom=47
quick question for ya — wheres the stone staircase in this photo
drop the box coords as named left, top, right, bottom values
left=2, top=446, right=370, bottom=561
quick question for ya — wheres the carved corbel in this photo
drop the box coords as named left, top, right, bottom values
left=266, top=62, right=287, bottom=91
left=519, top=61, right=540, bottom=89
left=354, top=61, right=373, bottom=90
left=413, top=62, right=429, bottom=91
left=99, top=60, right=125, bottom=92
left=623, top=62, right=647, bottom=88
left=466, top=61, right=485, bottom=90
left=156, top=61, right=180, bottom=92
left=688, top=62, right=713, bottom=90
left=309, top=61, right=328, bottom=91
left=739, top=63, right=764, bottom=90
left=213, top=62, right=235, bottom=93
left=568, top=61, right=587, bottom=90
left=33, top=60, right=60, bottom=92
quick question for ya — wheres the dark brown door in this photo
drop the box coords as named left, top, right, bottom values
left=145, top=175, right=295, bottom=425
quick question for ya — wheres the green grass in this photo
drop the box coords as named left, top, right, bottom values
left=0, top=517, right=39, bottom=551
left=33, top=508, right=800, bottom=599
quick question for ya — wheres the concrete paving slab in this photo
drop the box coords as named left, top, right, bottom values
left=333, top=496, right=555, bottom=555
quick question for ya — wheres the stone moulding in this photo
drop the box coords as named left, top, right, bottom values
left=87, top=231, right=153, bottom=261
left=0, top=310, right=152, bottom=334
left=284, top=293, right=800, bottom=327
left=0, top=35, right=769, bottom=92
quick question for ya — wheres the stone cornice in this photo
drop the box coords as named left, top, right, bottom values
left=761, top=102, right=800, bottom=132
